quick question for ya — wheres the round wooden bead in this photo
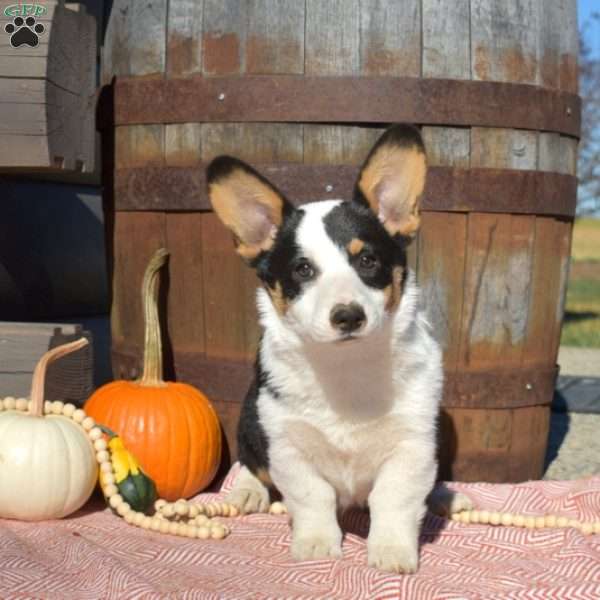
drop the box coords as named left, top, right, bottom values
left=3, top=397, right=16, bottom=410
left=535, top=516, right=546, bottom=529
left=228, top=505, right=239, bottom=517
left=269, top=502, right=286, bottom=515
left=150, top=518, right=162, bottom=531
left=109, top=494, right=123, bottom=509
left=545, top=515, right=557, bottom=528
left=89, top=427, right=103, bottom=441
left=514, top=515, right=526, bottom=528
left=186, top=526, right=198, bottom=538
left=469, top=510, right=480, bottom=524
left=124, top=511, right=136, bottom=524
left=556, top=516, right=569, bottom=528
left=501, top=513, right=514, bottom=527
left=94, top=438, right=108, bottom=452
left=103, top=483, right=118, bottom=498
left=96, top=450, right=110, bottom=464
left=168, top=522, right=179, bottom=535
left=460, top=511, right=470, bottom=524
left=195, top=515, right=209, bottom=526
left=188, top=505, right=199, bottom=518
left=155, top=499, right=167, bottom=511
left=162, top=504, right=175, bottom=518
left=100, top=462, right=113, bottom=474
left=15, top=398, right=28, bottom=411
left=478, top=510, right=490, bottom=524
left=117, top=502, right=131, bottom=516
left=581, top=522, right=593, bottom=535
left=489, top=512, right=501, bottom=526
left=568, top=519, right=581, bottom=529
left=220, top=503, right=230, bottom=517
left=211, top=525, right=226, bottom=539
left=62, top=403, right=76, bottom=417
left=141, top=517, right=152, bottom=530
left=197, top=526, right=210, bottom=539
left=44, top=401, right=52, bottom=414
left=82, top=416, right=95, bottom=431
left=133, top=512, right=145, bottom=527
left=51, top=401, right=64, bottom=415
left=593, top=522, right=600, bottom=534
left=174, top=501, right=189, bottom=517
left=177, top=523, right=189, bottom=536
left=525, top=516, right=536, bottom=529
left=450, top=513, right=461, bottom=522
left=159, top=521, right=170, bottom=534
left=73, top=409, right=86, bottom=423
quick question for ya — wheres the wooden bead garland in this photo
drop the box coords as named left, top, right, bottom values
left=0, top=396, right=598, bottom=537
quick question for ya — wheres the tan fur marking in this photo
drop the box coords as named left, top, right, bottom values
left=209, top=168, right=283, bottom=259
left=256, top=467, right=273, bottom=487
left=267, top=281, right=289, bottom=316
left=347, top=238, right=365, bottom=256
left=384, top=266, right=405, bottom=312
left=358, top=145, right=426, bottom=237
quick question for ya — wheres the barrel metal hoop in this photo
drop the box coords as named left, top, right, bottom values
left=443, top=366, right=559, bottom=409
left=113, top=164, right=577, bottom=218
left=112, top=344, right=558, bottom=411
left=111, top=76, right=581, bottom=138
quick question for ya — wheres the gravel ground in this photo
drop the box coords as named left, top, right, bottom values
left=544, top=412, right=600, bottom=480
left=543, top=347, right=600, bottom=481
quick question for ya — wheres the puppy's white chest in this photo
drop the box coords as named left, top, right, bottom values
left=283, top=413, right=400, bottom=508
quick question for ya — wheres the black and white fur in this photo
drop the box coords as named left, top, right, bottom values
left=206, top=125, right=471, bottom=574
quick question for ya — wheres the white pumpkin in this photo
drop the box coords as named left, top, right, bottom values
left=0, top=339, right=97, bottom=521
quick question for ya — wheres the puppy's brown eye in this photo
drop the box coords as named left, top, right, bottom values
left=359, top=254, right=378, bottom=270
left=294, top=259, right=315, bottom=281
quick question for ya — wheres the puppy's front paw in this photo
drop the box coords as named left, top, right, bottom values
left=225, top=486, right=269, bottom=514
left=428, top=485, right=474, bottom=517
left=291, top=530, right=342, bottom=561
left=367, top=539, right=419, bottom=574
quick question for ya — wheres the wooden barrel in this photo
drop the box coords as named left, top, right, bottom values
left=101, top=0, right=579, bottom=483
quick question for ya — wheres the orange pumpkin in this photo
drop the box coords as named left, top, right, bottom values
left=85, top=249, right=221, bottom=501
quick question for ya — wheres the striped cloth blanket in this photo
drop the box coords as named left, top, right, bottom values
left=1, top=463, right=599, bottom=599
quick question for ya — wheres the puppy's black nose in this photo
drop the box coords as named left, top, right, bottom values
left=330, top=303, right=366, bottom=334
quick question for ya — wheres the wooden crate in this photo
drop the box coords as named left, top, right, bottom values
left=0, top=322, right=93, bottom=405
left=0, top=1, right=96, bottom=174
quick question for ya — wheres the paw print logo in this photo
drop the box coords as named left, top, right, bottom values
left=4, top=16, right=45, bottom=48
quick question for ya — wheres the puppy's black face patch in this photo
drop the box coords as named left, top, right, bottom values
left=323, top=201, right=407, bottom=290
left=254, top=208, right=317, bottom=307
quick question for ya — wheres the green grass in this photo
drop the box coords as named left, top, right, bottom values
left=560, top=218, right=600, bottom=347
left=571, top=217, right=600, bottom=263
left=561, top=278, right=600, bottom=347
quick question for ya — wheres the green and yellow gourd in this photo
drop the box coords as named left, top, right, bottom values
left=99, top=431, right=157, bottom=514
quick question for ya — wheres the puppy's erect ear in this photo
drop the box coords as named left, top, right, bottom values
left=207, top=156, right=292, bottom=261
left=355, top=124, right=426, bottom=238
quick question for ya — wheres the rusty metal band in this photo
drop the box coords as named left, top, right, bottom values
left=112, top=76, right=581, bottom=137
left=113, top=165, right=577, bottom=218
left=112, top=345, right=557, bottom=410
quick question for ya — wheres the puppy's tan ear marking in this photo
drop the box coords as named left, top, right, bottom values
left=356, top=124, right=426, bottom=238
left=207, top=156, right=290, bottom=261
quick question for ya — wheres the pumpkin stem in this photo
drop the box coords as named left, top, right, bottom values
left=139, top=248, right=169, bottom=387
left=30, top=338, right=89, bottom=417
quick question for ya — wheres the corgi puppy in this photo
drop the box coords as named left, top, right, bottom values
left=206, top=124, right=470, bottom=574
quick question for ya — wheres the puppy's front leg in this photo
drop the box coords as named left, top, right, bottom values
left=368, top=444, right=436, bottom=574
left=270, top=450, right=342, bottom=561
